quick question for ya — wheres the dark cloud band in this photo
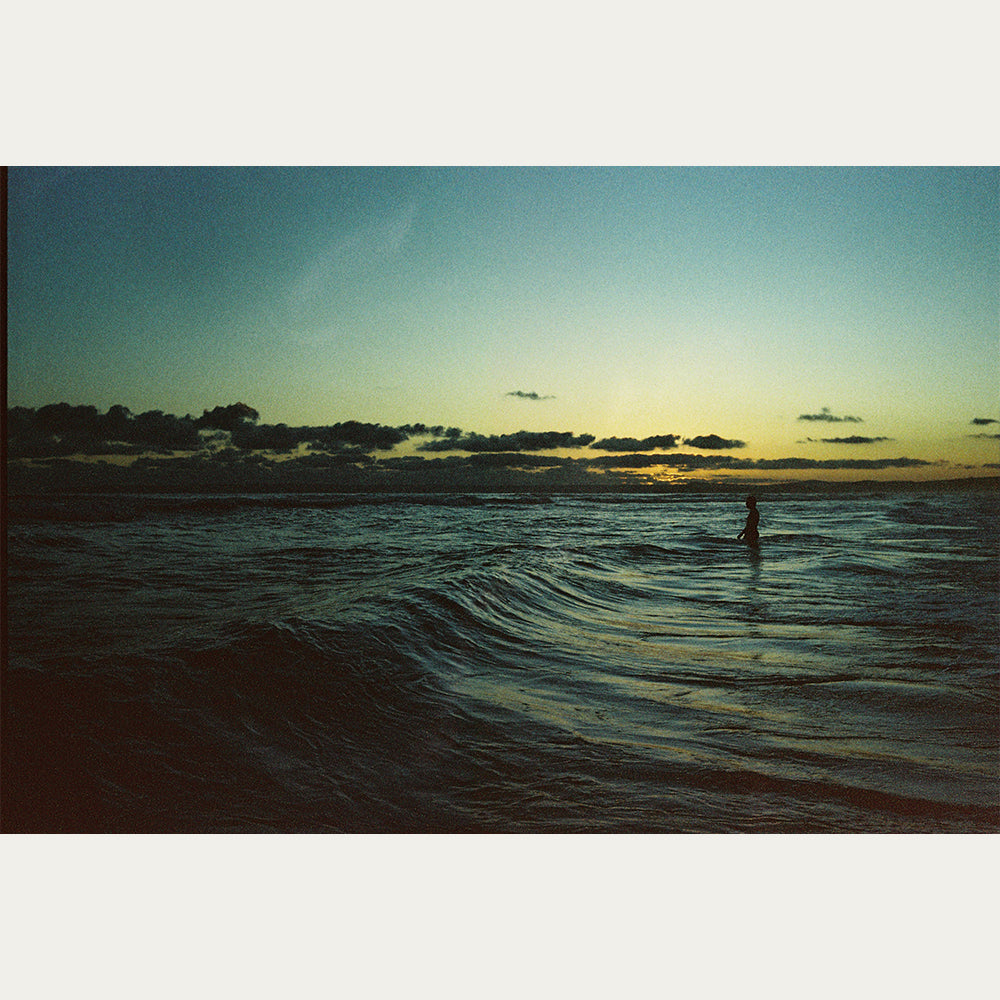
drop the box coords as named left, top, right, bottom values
left=591, top=453, right=931, bottom=471
left=3, top=403, right=964, bottom=481
left=820, top=436, right=892, bottom=445
left=591, top=435, right=680, bottom=452
left=419, top=430, right=595, bottom=452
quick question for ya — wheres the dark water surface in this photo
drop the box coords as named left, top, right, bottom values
left=4, top=489, right=998, bottom=832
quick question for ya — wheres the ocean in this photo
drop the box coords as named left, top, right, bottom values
left=4, top=487, right=998, bottom=833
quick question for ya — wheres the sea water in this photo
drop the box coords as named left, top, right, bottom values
left=4, top=488, right=998, bottom=832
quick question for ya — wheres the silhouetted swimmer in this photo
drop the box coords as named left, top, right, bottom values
left=737, top=494, right=760, bottom=546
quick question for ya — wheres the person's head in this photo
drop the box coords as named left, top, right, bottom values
left=745, top=494, right=757, bottom=509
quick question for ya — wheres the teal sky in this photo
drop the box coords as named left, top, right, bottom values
left=7, top=166, right=999, bottom=477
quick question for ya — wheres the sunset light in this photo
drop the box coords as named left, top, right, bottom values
left=7, top=166, right=998, bottom=490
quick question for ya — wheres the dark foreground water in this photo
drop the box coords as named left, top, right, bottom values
left=4, top=488, right=998, bottom=832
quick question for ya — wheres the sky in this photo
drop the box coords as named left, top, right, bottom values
left=7, top=165, right=999, bottom=481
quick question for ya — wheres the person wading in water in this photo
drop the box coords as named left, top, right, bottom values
left=737, top=495, right=760, bottom=545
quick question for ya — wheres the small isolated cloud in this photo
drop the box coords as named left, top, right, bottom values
left=821, top=436, right=893, bottom=445
left=507, top=390, right=555, bottom=401
left=798, top=407, right=863, bottom=424
left=971, top=417, right=998, bottom=426
left=682, top=434, right=747, bottom=450
left=591, top=435, right=680, bottom=452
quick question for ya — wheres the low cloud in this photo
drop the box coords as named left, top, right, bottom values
left=232, top=420, right=407, bottom=452
left=9, top=447, right=958, bottom=499
left=592, top=452, right=931, bottom=471
left=748, top=456, right=930, bottom=470
left=798, top=407, right=863, bottom=423
left=819, top=436, right=893, bottom=445
left=197, top=403, right=261, bottom=431
left=6, top=403, right=414, bottom=458
left=9, top=401, right=978, bottom=492
left=591, top=434, right=680, bottom=452
left=682, top=435, right=746, bottom=450
left=507, top=390, right=554, bottom=401
left=8, top=403, right=204, bottom=456
left=418, top=430, right=595, bottom=453
left=399, top=424, right=463, bottom=439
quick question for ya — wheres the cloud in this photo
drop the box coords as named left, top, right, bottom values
left=196, top=403, right=260, bottom=431
left=9, top=446, right=956, bottom=499
left=418, top=430, right=595, bottom=453
left=507, top=391, right=554, bottom=401
left=6, top=402, right=412, bottom=458
left=7, top=403, right=203, bottom=456
left=971, top=417, right=998, bottom=426
left=590, top=453, right=696, bottom=469
left=748, top=456, right=931, bottom=470
left=591, top=452, right=933, bottom=471
left=308, top=421, right=409, bottom=451
left=465, top=452, right=571, bottom=468
left=819, top=436, right=893, bottom=445
left=970, top=433, right=1000, bottom=440
left=399, top=424, right=462, bottom=438
left=232, top=420, right=407, bottom=453
left=591, top=435, right=680, bottom=452
left=798, top=407, right=863, bottom=423
left=7, top=401, right=970, bottom=493
left=682, top=434, right=747, bottom=450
